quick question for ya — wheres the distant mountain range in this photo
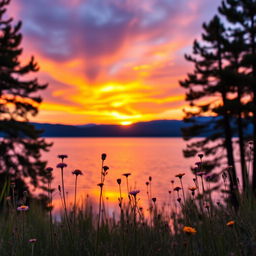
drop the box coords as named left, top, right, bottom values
left=33, top=120, right=192, bottom=137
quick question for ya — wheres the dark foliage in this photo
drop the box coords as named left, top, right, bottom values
left=0, top=0, right=52, bottom=198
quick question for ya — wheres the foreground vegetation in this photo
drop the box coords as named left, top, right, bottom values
left=0, top=154, right=256, bottom=256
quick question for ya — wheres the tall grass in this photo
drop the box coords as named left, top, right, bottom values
left=0, top=154, right=256, bottom=256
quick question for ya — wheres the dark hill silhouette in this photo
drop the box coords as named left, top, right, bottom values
left=32, top=119, right=212, bottom=137
left=16, top=117, right=252, bottom=137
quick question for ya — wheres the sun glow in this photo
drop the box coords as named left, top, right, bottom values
left=120, top=121, right=133, bottom=126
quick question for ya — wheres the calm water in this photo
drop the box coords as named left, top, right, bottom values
left=41, top=138, right=205, bottom=212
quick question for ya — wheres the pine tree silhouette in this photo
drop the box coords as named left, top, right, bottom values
left=0, top=0, right=52, bottom=200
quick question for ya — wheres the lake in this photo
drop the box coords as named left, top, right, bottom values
left=41, top=138, right=218, bottom=213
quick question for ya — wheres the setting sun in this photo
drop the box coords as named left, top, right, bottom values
left=120, top=121, right=133, bottom=126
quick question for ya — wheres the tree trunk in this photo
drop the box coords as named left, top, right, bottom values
left=250, top=16, right=256, bottom=192
left=216, top=26, right=238, bottom=208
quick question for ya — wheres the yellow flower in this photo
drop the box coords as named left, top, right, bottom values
left=226, top=220, right=235, bottom=227
left=183, top=226, right=197, bottom=234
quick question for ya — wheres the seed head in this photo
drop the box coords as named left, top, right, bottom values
left=122, top=173, right=131, bottom=177
left=117, top=178, right=121, bottom=185
left=101, top=153, right=107, bottom=161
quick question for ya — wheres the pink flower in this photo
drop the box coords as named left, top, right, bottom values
left=17, top=205, right=29, bottom=211
left=29, top=238, right=37, bottom=243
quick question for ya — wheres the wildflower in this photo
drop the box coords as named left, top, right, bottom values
left=171, top=180, right=174, bottom=184
left=205, top=204, right=210, bottom=210
left=117, top=178, right=121, bottom=184
left=195, top=162, right=202, bottom=167
left=222, top=170, right=228, bottom=182
left=122, top=173, right=131, bottom=177
left=189, top=186, right=197, bottom=196
left=149, top=176, right=152, bottom=181
left=72, top=169, right=83, bottom=176
left=97, top=183, right=104, bottom=188
left=175, top=173, right=185, bottom=179
left=168, top=190, right=171, bottom=194
left=129, top=190, right=140, bottom=196
left=101, top=153, right=107, bottom=161
left=28, top=238, right=37, bottom=243
left=183, top=226, right=197, bottom=234
left=102, top=166, right=109, bottom=176
left=205, top=173, right=219, bottom=182
left=227, top=166, right=233, bottom=171
left=197, top=171, right=205, bottom=177
left=58, top=154, right=68, bottom=160
left=191, top=167, right=198, bottom=174
left=248, top=141, right=253, bottom=150
left=152, top=197, right=156, bottom=203
left=17, top=205, right=29, bottom=211
left=103, top=166, right=109, bottom=172
left=46, top=167, right=53, bottom=172
left=198, top=153, right=204, bottom=159
left=189, top=187, right=197, bottom=192
left=177, top=197, right=181, bottom=203
left=145, top=181, right=149, bottom=186
left=226, top=220, right=235, bottom=227
left=56, top=163, right=67, bottom=168
left=174, top=186, right=181, bottom=192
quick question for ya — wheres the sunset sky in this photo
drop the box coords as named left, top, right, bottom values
left=9, top=0, right=221, bottom=125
